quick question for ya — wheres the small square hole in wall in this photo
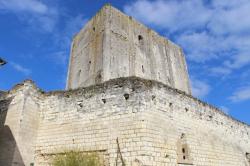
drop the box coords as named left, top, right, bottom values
left=138, top=35, right=144, bottom=46
left=138, top=35, right=143, bottom=41
left=102, top=99, right=106, bottom=104
left=124, top=93, right=129, bottom=100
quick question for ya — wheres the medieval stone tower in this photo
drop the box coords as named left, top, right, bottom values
left=66, top=5, right=191, bottom=94
left=0, top=4, right=250, bottom=166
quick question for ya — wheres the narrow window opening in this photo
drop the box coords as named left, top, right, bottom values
left=93, top=27, right=95, bottom=31
left=88, top=61, right=91, bottom=70
left=77, top=70, right=82, bottom=83
left=95, top=72, right=102, bottom=83
left=158, top=72, right=161, bottom=79
left=177, top=135, right=193, bottom=164
left=142, top=65, right=145, bottom=73
left=77, top=70, right=81, bottom=77
left=169, top=103, right=173, bottom=107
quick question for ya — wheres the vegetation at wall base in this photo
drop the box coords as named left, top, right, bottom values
left=53, top=151, right=102, bottom=166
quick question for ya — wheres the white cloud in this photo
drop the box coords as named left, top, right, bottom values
left=0, top=0, right=58, bottom=32
left=191, top=78, right=211, bottom=99
left=229, top=86, right=250, bottom=102
left=209, top=67, right=232, bottom=76
left=48, top=51, right=67, bottom=65
left=124, top=0, right=250, bottom=73
left=10, top=62, right=31, bottom=75
left=176, top=32, right=220, bottom=62
left=0, top=0, right=48, bottom=14
left=224, top=52, right=250, bottom=69
left=209, top=0, right=250, bottom=35
left=211, top=0, right=248, bottom=9
left=55, top=15, right=88, bottom=49
left=124, top=0, right=211, bottom=33
left=50, top=15, right=87, bottom=66
left=240, top=69, right=250, bottom=80
left=47, top=15, right=87, bottom=89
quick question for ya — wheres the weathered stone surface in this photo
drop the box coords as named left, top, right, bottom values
left=0, top=4, right=249, bottom=166
left=1, top=77, right=249, bottom=165
left=0, top=81, right=40, bottom=166
left=66, top=5, right=191, bottom=94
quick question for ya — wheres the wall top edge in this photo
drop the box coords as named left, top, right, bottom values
left=73, top=4, right=182, bottom=51
left=6, top=77, right=250, bottom=128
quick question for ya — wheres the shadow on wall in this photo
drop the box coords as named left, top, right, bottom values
left=0, top=97, right=25, bottom=166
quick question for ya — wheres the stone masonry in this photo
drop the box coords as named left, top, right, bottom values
left=0, top=4, right=250, bottom=166
left=66, top=5, right=191, bottom=94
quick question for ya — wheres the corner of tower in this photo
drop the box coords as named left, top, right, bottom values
left=66, top=4, right=119, bottom=90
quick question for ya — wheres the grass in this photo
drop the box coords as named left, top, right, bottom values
left=52, top=151, right=102, bottom=166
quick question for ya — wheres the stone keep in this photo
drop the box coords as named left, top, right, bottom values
left=66, top=5, right=191, bottom=94
left=0, top=4, right=250, bottom=166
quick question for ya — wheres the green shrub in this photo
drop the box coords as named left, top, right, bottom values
left=52, top=151, right=102, bottom=166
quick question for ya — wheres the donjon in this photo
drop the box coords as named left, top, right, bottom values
left=66, top=5, right=191, bottom=94
left=0, top=4, right=250, bottom=166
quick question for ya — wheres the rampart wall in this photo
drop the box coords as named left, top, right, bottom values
left=0, top=82, right=40, bottom=166
left=0, top=77, right=249, bottom=166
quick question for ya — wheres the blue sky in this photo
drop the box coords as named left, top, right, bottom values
left=0, top=0, right=250, bottom=124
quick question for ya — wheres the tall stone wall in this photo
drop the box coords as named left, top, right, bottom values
left=1, top=78, right=249, bottom=165
left=66, top=5, right=191, bottom=94
left=145, top=84, right=250, bottom=165
left=1, top=4, right=249, bottom=166
left=35, top=78, right=149, bottom=165
left=0, top=81, right=40, bottom=166
left=66, top=6, right=107, bottom=89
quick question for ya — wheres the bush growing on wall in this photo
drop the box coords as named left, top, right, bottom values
left=53, top=151, right=102, bottom=166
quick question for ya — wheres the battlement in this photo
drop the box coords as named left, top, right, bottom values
left=66, top=5, right=191, bottom=94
